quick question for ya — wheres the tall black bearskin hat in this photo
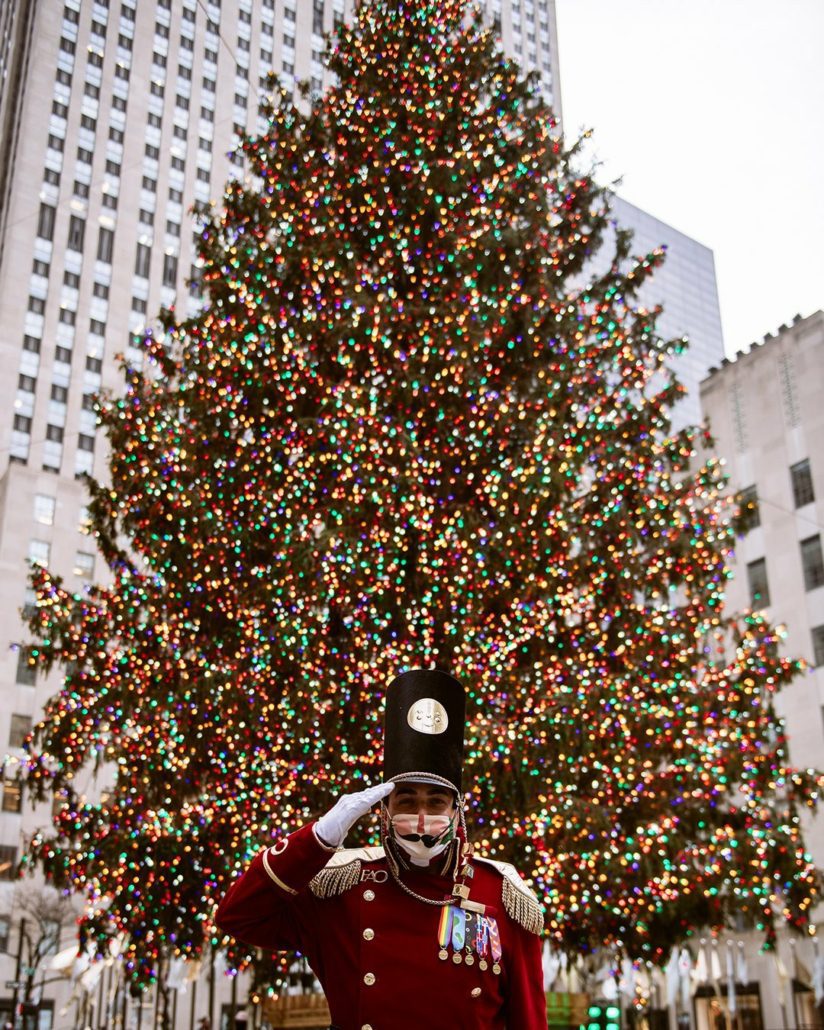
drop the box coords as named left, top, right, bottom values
left=383, top=668, right=465, bottom=795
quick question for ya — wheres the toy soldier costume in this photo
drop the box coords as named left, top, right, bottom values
left=216, top=669, right=546, bottom=1029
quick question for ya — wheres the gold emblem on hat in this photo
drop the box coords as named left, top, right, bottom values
left=407, top=697, right=448, bottom=735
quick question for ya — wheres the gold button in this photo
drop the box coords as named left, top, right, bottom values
left=363, top=928, right=375, bottom=940
left=471, top=987, right=482, bottom=998
left=363, top=972, right=376, bottom=986
left=363, top=889, right=375, bottom=901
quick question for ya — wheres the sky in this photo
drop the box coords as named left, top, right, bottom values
left=553, top=0, right=824, bottom=357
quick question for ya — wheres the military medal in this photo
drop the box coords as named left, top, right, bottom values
left=488, top=915, right=502, bottom=975
left=475, top=915, right=489, bottom=970
left=450, top=906, right=466, bottom=963
left=463, top=912, right=475, bottom=965
left=437, top=906, right=450, bottom=960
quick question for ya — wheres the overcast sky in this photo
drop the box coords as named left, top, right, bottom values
left=553, top=0, right=824, bottom=357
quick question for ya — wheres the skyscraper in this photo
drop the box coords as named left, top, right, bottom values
left=698, top=311, right=824, bottom=1028
left=582, top=194, right=725, bottom=430
left=0, top=1, right=562, bottom=1025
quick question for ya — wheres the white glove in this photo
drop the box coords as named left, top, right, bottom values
left=314, top=782, right=395, bottom=848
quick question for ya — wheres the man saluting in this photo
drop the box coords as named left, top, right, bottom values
left=216, top=669, right=547, bottom=1029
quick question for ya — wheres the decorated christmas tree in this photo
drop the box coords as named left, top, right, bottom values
left=20, top=0, right=821, bottom=988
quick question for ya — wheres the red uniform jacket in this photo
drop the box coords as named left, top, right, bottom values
left=216, top=822, right=546, bottom=1030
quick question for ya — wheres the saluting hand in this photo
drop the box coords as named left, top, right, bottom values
left=314, top=781, right=395, bottom=848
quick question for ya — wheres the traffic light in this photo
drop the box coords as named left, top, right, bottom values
left=585, top=1002, right=621, bottom=1030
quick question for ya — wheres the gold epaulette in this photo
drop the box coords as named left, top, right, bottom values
left=308, top=846, right=385, bottom=899
left=473, top=856, right=545, bottom=936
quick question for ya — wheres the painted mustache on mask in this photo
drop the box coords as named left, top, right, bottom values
left=391, top=814, right=453, bottom=848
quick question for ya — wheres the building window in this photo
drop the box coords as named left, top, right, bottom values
left=73, top=179, right=90, bottom=198
left=23, top=335, right=41, bottom=353
left=64, top=270, right=81, bottom=288
left=746, top=558, right=770, bottom=608
left=77, top=435, right=95, bottom=453
left=45, top=425, right=64, bottom=443
left=97, top=227, right=114, bottom=263
left=13, top=415, right=32, bottom=434
left=73, top=551, right=95, bottom=577
left=37, top=203, right=56, bottom=241
left=0, top=915, right=9, bottom=953
left=812, top=625, right=824, bottom=667
left=58, top=307, right=76, bottom=326
left=733, top=486, right=758, bottom=531
left=89, top=319, right=106, bottom=336
left=791, top=459, right=814, bottom=507
left=162, top=253, right=178, bottom=287
left=34, top=494, right=56, bottom=525
left=8, top=714, right=32, bottom=749
left=135, top=243, right=151, bottom=277
left=67, top=214, right=86, bottom=251
left=1, top=778, right=22, bottom=814
left=28, top=296, right=45, bottom=315
left=801, top=535, right=824, bottom=591
left=0, top=847, right=17, bottom=881
left=15, top=651, right=36, bottom=686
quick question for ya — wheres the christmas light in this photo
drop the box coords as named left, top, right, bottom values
left=19, top=0, right=822, bottom=987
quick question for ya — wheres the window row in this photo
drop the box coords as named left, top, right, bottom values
left=739, top=458, right=816, bottom=529
left=747, top=534, right=824, bottom=607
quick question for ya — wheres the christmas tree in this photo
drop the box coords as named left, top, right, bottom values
left=20, top=0, right=821, bottom=987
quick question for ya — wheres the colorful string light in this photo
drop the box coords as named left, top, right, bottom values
left=18, top=0, right=822, bottom=987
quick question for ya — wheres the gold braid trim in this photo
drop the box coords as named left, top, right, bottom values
left=501, top=875, right=545, bottom=936
left=308, top=846, right=384, bottom=899
left=309, top=860, right=362, bottom=898
left=476, top=856, right=545, bottom=936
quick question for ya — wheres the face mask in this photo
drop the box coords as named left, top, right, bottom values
left=390, top=812, right=456, bottom=866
